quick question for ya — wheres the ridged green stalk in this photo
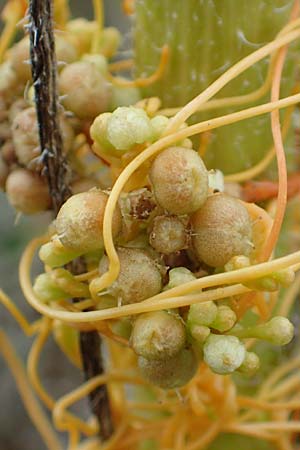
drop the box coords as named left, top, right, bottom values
left=135, top=0, right=297, bottom=174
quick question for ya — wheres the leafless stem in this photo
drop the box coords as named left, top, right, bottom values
left=28, top=0, right=113, bottom=440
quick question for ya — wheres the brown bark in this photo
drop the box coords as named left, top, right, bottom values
left=28, top=0, right=113, bottom=440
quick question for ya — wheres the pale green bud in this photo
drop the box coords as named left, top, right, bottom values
left=110, top=84, right=141, bottom=110
left=271, top=269, right=295, bottom=288
left=238, top=351, right=260, bottom=375
left=189, top=324, right=210, bottom=344
left=33, top=269, right=89, bottom=303
left=224, top=255, right=250, bottom=272
left=244, top=276, right=279, bottom=292
left=230, top=316, right=294, bottom=345
left=53, top=320, right=81, bottom=367
left=39, top=239, right=82, bottom=268
left=203, top=334, right=246, bottom=375
left=109, top=318, right=132, bottom=340
left=99, top=27, right=121, bottom=58
left=210, top=305, right=237, bottom=332
left=107, top=106, right=153, bottom=151
left=90, top=112, right=115, bottom=153
left=187, top=301, right=218, bottom=327
left=150, top=115, right=169, bottom=141
left=164, top=267, right=196, bottom=290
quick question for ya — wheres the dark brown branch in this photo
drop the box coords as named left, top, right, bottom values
left=29, top=0, right=70, bottom=213
left=28, top=0, right=113, bottom=440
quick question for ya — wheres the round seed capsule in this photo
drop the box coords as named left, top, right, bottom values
left=59, top=61, right=110, bottom=119
left=191, top=193, right=252, bottom=267
left=149, top=215, right=187, bottom=254
left=149, top=147, right=208, bottom=215
left=138, top=348, right=198, bottom=390
left=55, top=189, right=122, bottom=253
left=203, top=334, right=246, bottom=375
left=131, top=311, right=186, bottom=360
left=99, top=247, right=162, bottom=304
left=6, top=168, right=51, bottom=214
left=12, top=107, right=74, bottom=166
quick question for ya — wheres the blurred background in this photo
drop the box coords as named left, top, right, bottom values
left=0, top=1, right=130, bottom=448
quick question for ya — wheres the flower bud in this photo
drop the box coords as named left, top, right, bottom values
left=150, top=115, right=169, bottom=141
left=187, top=302, right=218, bottom=327
left=109, top=318, right=132, bottom=340
left=99, top=247, right=162, bottom=304
left=33, top=268, right=89, bottom=303
left=66, top=19, right=98, bottom=55
left=99, top=27, right=121, bottom=57
left=231, top=316, right=294, bottom=346
left=9, top=37, right=31, bottom=82
left=164, top=267, right=196, bottom=290
left=90, top=112, right=115, bottom=154
left=12, top=107, right=74, bottom=166
left=149, top=215, right=188, bottom=254
left=238, top=351, right=260, bottom=375
left=81, top=54, right=108, bottom=74
left=10, top=35, right=78, bottom=83
left=189, top=324, right=210, bottom=344
left=110, top=84, right=141, bottom=111
left=191, top=193, right=252, bottom=267
left=6, top=168, right=51, bottom=214
left=210, top=305, right=237, bottom=332
left=271, top=269, right=295, bottom=288
left=39, top=237, right=83, bottom=268
left=138, top=348, right=198, bottom=389
left=203, top=334, right=246, bottom=375
left=131, top=311, right=186, bottom=360
left=107, top=106, right=153, bottom=151
left=150, top=147, right=208, bottom=215
left=0, top=62, right=17, bottom=97
left=224, top=255, right=250, bottom=272
left=59, top=61, right=110, bottom=119
left=55, top=189, right=122, bottom=253
left=53, top=320, right=81, bottom=368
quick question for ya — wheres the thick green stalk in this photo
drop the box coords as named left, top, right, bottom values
left=135, top=0, right=297, bottom=174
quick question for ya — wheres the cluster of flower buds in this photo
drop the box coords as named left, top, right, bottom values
left=32, top=134, right=294, bottom=388
left=0, top=17, right=136, bottom=213
left=1, top=15, right=295, bottom=391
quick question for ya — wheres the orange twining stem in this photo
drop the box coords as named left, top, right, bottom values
left=107, top=45, right=169, bottom=88
left=260, top=47, right=288, bottom=262
left=122, top=0, right=135, bottom=16
left=242, top=173, right=300, bottom=203
left=108, top=59, right=134, bottom=73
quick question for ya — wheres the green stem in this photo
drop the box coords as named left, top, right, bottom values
left=135, top=0, right=297, bottom=174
